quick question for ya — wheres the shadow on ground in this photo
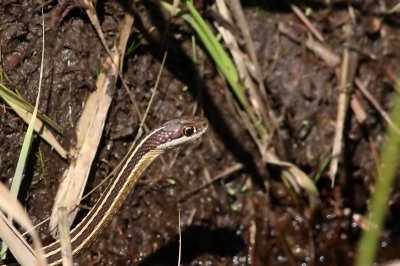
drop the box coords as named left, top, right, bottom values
left=139, top=225, right=246, bottom=265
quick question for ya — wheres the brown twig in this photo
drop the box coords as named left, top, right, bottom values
left=289, top=3, right=325, bottom=42
left=228, top=0, right=269, bottom=103
left=57, top=207, right=73, bottom=266
left=355, top=78, right=400, bottom=135
left=329, top=48, right=358, bottom=185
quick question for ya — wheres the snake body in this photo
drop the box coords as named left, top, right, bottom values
left=22, top=116, right=207, bottom=265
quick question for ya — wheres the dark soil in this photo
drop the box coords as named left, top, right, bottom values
left=1, top=0, right=400, bottom=265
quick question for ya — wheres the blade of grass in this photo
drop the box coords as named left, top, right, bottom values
left=159, top=0, right=266, bottom=137
left=4, top=98, right=67, bottom=158
left=1, top=8, right=47, bottom=263
left=355, top=88, right=400, bottom=265
left=9, top=39, right=45, bottom=203
left=160, top=0, right=317, bottom=203
left=314, top=155, right=332, bottom=182
left=125, top=39, right=142, bottom=56
left=0, top=83, right=62, bottom=132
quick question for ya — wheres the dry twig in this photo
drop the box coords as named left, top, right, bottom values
left=290, top=3, right=324, bottom=42
left=49, top=50, right=117, bottom=234
left=330, top=47, right=359, bottom=184
left=355, top=78, right=400, bottom=135
left=57, top=207, right=73, bottom=266
left=0, top=183, right=45, bottom=266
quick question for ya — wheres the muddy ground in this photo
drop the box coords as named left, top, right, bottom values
left=2, top=0, right=400, bottom=265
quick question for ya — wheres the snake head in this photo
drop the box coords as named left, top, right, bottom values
left=158, top=116, right=209, bottom=149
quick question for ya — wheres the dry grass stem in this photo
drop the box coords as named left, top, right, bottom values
left=81, top=0, right=112, bottom=59
left=350, top=95, right=367, bottom=124
left=328, top=46, right=358, bottom=185
left=228, top=0, right=268, bottom=103
left=0, top=9, right=47, bottom=265
left=278, top=22, right=301, bottom=43
left=140, top=50, right=168, bottom=128
left=368, top=135, right=382, bottom=179
left=50, top=4, right=170, bottom=234
left=279, top=23, right=340, bottom=67
left=263, top=151, right=318, bottom=204
left=8, top=103, right=67, bottom=159
left=0, top=212, right=36, bottom=266
left=290, top=3, right=324, bottom=42
left=305, top=37, right=340, bottom=67
left=355, top=78, right=400, bottom=135
left=213, top=1, right=318, bottom=200
left=177, top=208, right=182, bottom=266
left=48, top=50, right=118, bottom=235
left=118, top=14, right=134, bottom=73
left=49, top=3, right=141, bottom=233
left=0, top=183, right=45, bottom=266
left=84, top=0, right=143, bottom=121
left=388, top=2, right=400, bottom=14
left=117, top=14, right=144, bottom=121
left=329, top=47, right=350, bottom=185
left=215, top=0, right=270, bottom=136
left=57, top=207, right=73, bottom=266
left=171, top=0, right=181, bottom=17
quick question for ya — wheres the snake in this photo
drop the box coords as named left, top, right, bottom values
left=3, top=116, right=208, bottom=265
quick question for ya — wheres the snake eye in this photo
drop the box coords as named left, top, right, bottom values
left=183, top=126, right=195, bottom=137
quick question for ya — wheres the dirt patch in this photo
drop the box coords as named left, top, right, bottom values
left=1, top=0, right=400, bottom=265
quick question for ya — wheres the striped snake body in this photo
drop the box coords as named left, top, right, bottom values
left=25, top=116, right=207, bottom=265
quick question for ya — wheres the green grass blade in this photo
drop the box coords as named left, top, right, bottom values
left=314, top=155, right=332, bottom=182
left=160, top=0, right=266, bottom=137
left=125, top=39, right=142, bottom=56
left=355, top=89, right=400, bottom=266
left=0, top=83, right=62, bottom=133
left=1, top=10, right=47, bottom=260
